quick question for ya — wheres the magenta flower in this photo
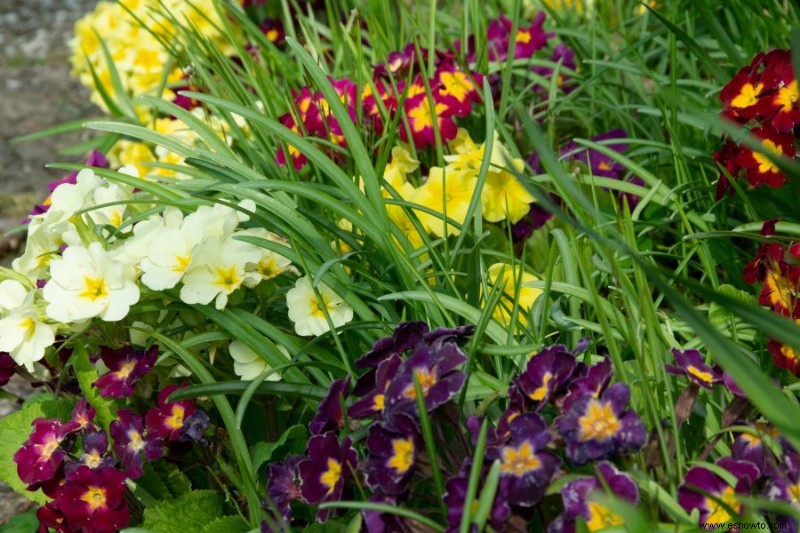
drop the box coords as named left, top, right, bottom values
left=14, top=418, right=70, bottom=488
left=765, top=451, right=800, bottom=531
left=94, top=346, right=158, bottom=398
left=37, top=501, right=68, bottom=532
left=56, top=465, right=129, bottom=533
left=435, top=65, right=483, bottom=118
left=144, top=385, right=198, bottom=442
left=487, top=413, right=560, bottom=507
left=666, top=348, right=722, bottom=390
left=298, top=432, right=358, bottom=522
left=556, top=383, right=646, bottom=465
left=678, top=457, right=760, bottom=528
left=548, top=462, right=639, bottom=533
left=110, top=410, right=163, bottom=479
left=309, top=377, right=350, bottom=435
left=63, top=398, right=97, bottom=435
left=364, top=410, right=421, bottom=495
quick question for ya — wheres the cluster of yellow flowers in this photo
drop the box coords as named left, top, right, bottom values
left=69, top=0, right=235, bottom=113
left=382, top=129, right=535, bottom=247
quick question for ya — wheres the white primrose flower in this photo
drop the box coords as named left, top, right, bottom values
left=236, top=228, right=296, bottom=286
left=179, top=236, right=261, bottom=310
left=182, top=200, right=255, bottom=241
left=0, top=280, right=56, bottom=371
left=43, top=242, right=140, bottom=323
left=140, top=212, right=205, bottom=291
left=286, top=276, right=353, bottom=337
left=229, top=340, right=288, bottom=381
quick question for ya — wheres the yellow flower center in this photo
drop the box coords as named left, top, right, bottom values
left=789, top=483, right=800, bottom=502
left=586, top=501, right=625, bottom=531
left=115, top=361, right=137, bottom=380
left=408, top=99, right=447, bottom=132
left=173, top=255, right=191, bottom=273
left=704, top=486, right=740, bottom=524
left=765, top=268, right=793, bottom=312
left=403, top=367, right=438, bottom=399
left=439, top=71, right=473, bottom=102
left=752, top=139, right=783, bottom=175
left=84, top=451, right=103, bottom=469
left=320, top=458, right=342, bottom=495
left=128, top=430, right=145, bottom=453
left=731, top=82, right=764, bottom=109
left=578, top=400, right=622, bottom=441
left=516, top=29, right=532, bottom=44
left=38, top=437, right=60, bottom=461
left=165, top=405, right=185, bottom=430
left=686, top=365, right=713, bottom=383
left=500, top=441, right=542, bottom=477
left=213, top=266, right=241, bottom=292
left=79, top=276, right=109, bottom=302
left=81, top=486, right=107, bottom=512
left=776, top=81, right=798, bottom=112
left=387, top=438, right=415, bottom=474
left=373, top=394, right=385, bottom=411
left=19, top=317, right=36, bottom=338
left=266, top=28, right=280, bottom=42
left=529, top=372, right=552, bottom=401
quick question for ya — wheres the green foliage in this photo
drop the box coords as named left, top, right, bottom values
left=0, top=508, right=38, bottom=533
left=251, top=424, right=306, bottom=472
left=142, top=491, right=225, bottom=533
left=73, top=344, right=118, bottom=432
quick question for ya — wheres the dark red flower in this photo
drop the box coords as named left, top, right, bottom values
left=56, top=466, right=129, bottom=533
left=0, top=352, right=16, bottom=387
left=14, top=418, right=69, bottom=488
left=733, top=126, right=795, bottom=188
left=309, top=377, right=350, bottom=435
left=145, top=385, right=198, bottom=442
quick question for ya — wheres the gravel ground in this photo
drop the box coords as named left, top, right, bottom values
left=0, top=0, right=100, bottom=524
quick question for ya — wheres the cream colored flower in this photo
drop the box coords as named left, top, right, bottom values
left=286, top=276, right=353, bottom=337
left=43, top=242, right=140, bottom=323
left=0, top=281, right=55, bottom=371
left=229, top=340, right=288, bottom=381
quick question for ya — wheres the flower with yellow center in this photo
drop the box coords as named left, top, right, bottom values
left=43, top=242, right=140, bottom=323
left=752, top=139, right=784, bottom=176
left=704, top=486, right=740, bottom=524
left=81, top=486, right=108, bottom=512
left=500, top=441, right=543, bottom=477
left=388, top=438, right=415, bottom=474
left=0, top=280, right=56, bottom=371
left=731, top=83, right=764, bottom=109
left=578, top=400, right=622, bottom=441
left=229, top=340, right=288, bottom=382
left=320, top=458, right=342, bottom=495
left=286, top=276, right=354, bottom=337
left=585, top=501, right=625, bottom=531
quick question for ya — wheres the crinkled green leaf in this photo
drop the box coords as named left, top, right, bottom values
left=199, top=516, right=250, bottom=533
left=251, top=424, right=306, bottom=473
left=142, top=490, right=224, bottom=533
left=73, top=344, right=117, bottom=432
left=0, top=400, right=74, bottom=504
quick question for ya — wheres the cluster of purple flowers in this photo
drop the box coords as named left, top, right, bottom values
left=261, top=326, right=648, bottom=532
left=12, top=346, right=209, bottom=533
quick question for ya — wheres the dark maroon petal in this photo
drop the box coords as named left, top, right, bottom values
left=309, top=377, right=350, bottom=435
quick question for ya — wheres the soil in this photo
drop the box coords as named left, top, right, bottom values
left=0, top=0, right=100, bottom=523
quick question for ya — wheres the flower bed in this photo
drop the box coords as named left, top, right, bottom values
left=3, top=1, right=800, bottom=532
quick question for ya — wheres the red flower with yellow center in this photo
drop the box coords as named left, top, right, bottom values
left=733, top=126, right=795, bottom=188
left=145, top=384, right=198, bottom=442
left=56, top=466, right=129, bottom=533
left=400, top=93, right=457, bottom=148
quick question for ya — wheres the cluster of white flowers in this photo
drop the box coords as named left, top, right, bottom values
left=2, top=164, right=355, bottom=375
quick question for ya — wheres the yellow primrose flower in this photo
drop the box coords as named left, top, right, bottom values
left=445, top=129, right=534, bottom=223
left=412, top=166, right=477, bottom=238
left=485, top=263, right=543, bottom=329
